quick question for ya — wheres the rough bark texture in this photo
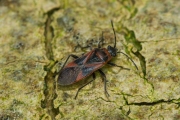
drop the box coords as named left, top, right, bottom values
left=0, top=0, right=180, bottom=120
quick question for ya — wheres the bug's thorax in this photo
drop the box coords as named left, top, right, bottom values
left=79, top=48, right=112, bottom=65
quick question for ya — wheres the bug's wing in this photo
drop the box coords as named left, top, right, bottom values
left=58, top=67, right=81, bottom=85
left=81, top=66, right=96, bottom=77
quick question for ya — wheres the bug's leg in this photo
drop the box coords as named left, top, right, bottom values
left=61, top=54, right=79, bottom=69
left=98, top=69, right=110, bottom=97
left=107, top=62, right=130, bottom=71
left=74, top=42, right=92, bottom=51
left=74, top=73, right=96, bottom=99
left=98, top=32, right=104, bottom=48
left=74, top=43, right=89, bottom=51
left=117, top=51, right=138, bottom=70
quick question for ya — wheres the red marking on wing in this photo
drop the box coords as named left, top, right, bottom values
left=65, top=61, right=78, bottom=68
left=76, top=71, right=83, bottom=82
left=82, top=50, right=94, bottom=64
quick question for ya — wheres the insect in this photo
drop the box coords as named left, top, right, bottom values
left=58, top=20, right=138, bottom=99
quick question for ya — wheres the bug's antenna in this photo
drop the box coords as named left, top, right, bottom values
left=118, top=51, right=138, bottom=70
left=111, top=20, right=116, bottom=48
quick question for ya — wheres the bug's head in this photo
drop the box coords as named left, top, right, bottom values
left=107, top=45, right=117, bottom=57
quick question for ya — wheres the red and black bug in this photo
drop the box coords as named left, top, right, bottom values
left=58, top=20, right=138, bottom=99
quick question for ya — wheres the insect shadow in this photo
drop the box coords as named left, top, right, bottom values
left=57, top=20, right=138, bottom=99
